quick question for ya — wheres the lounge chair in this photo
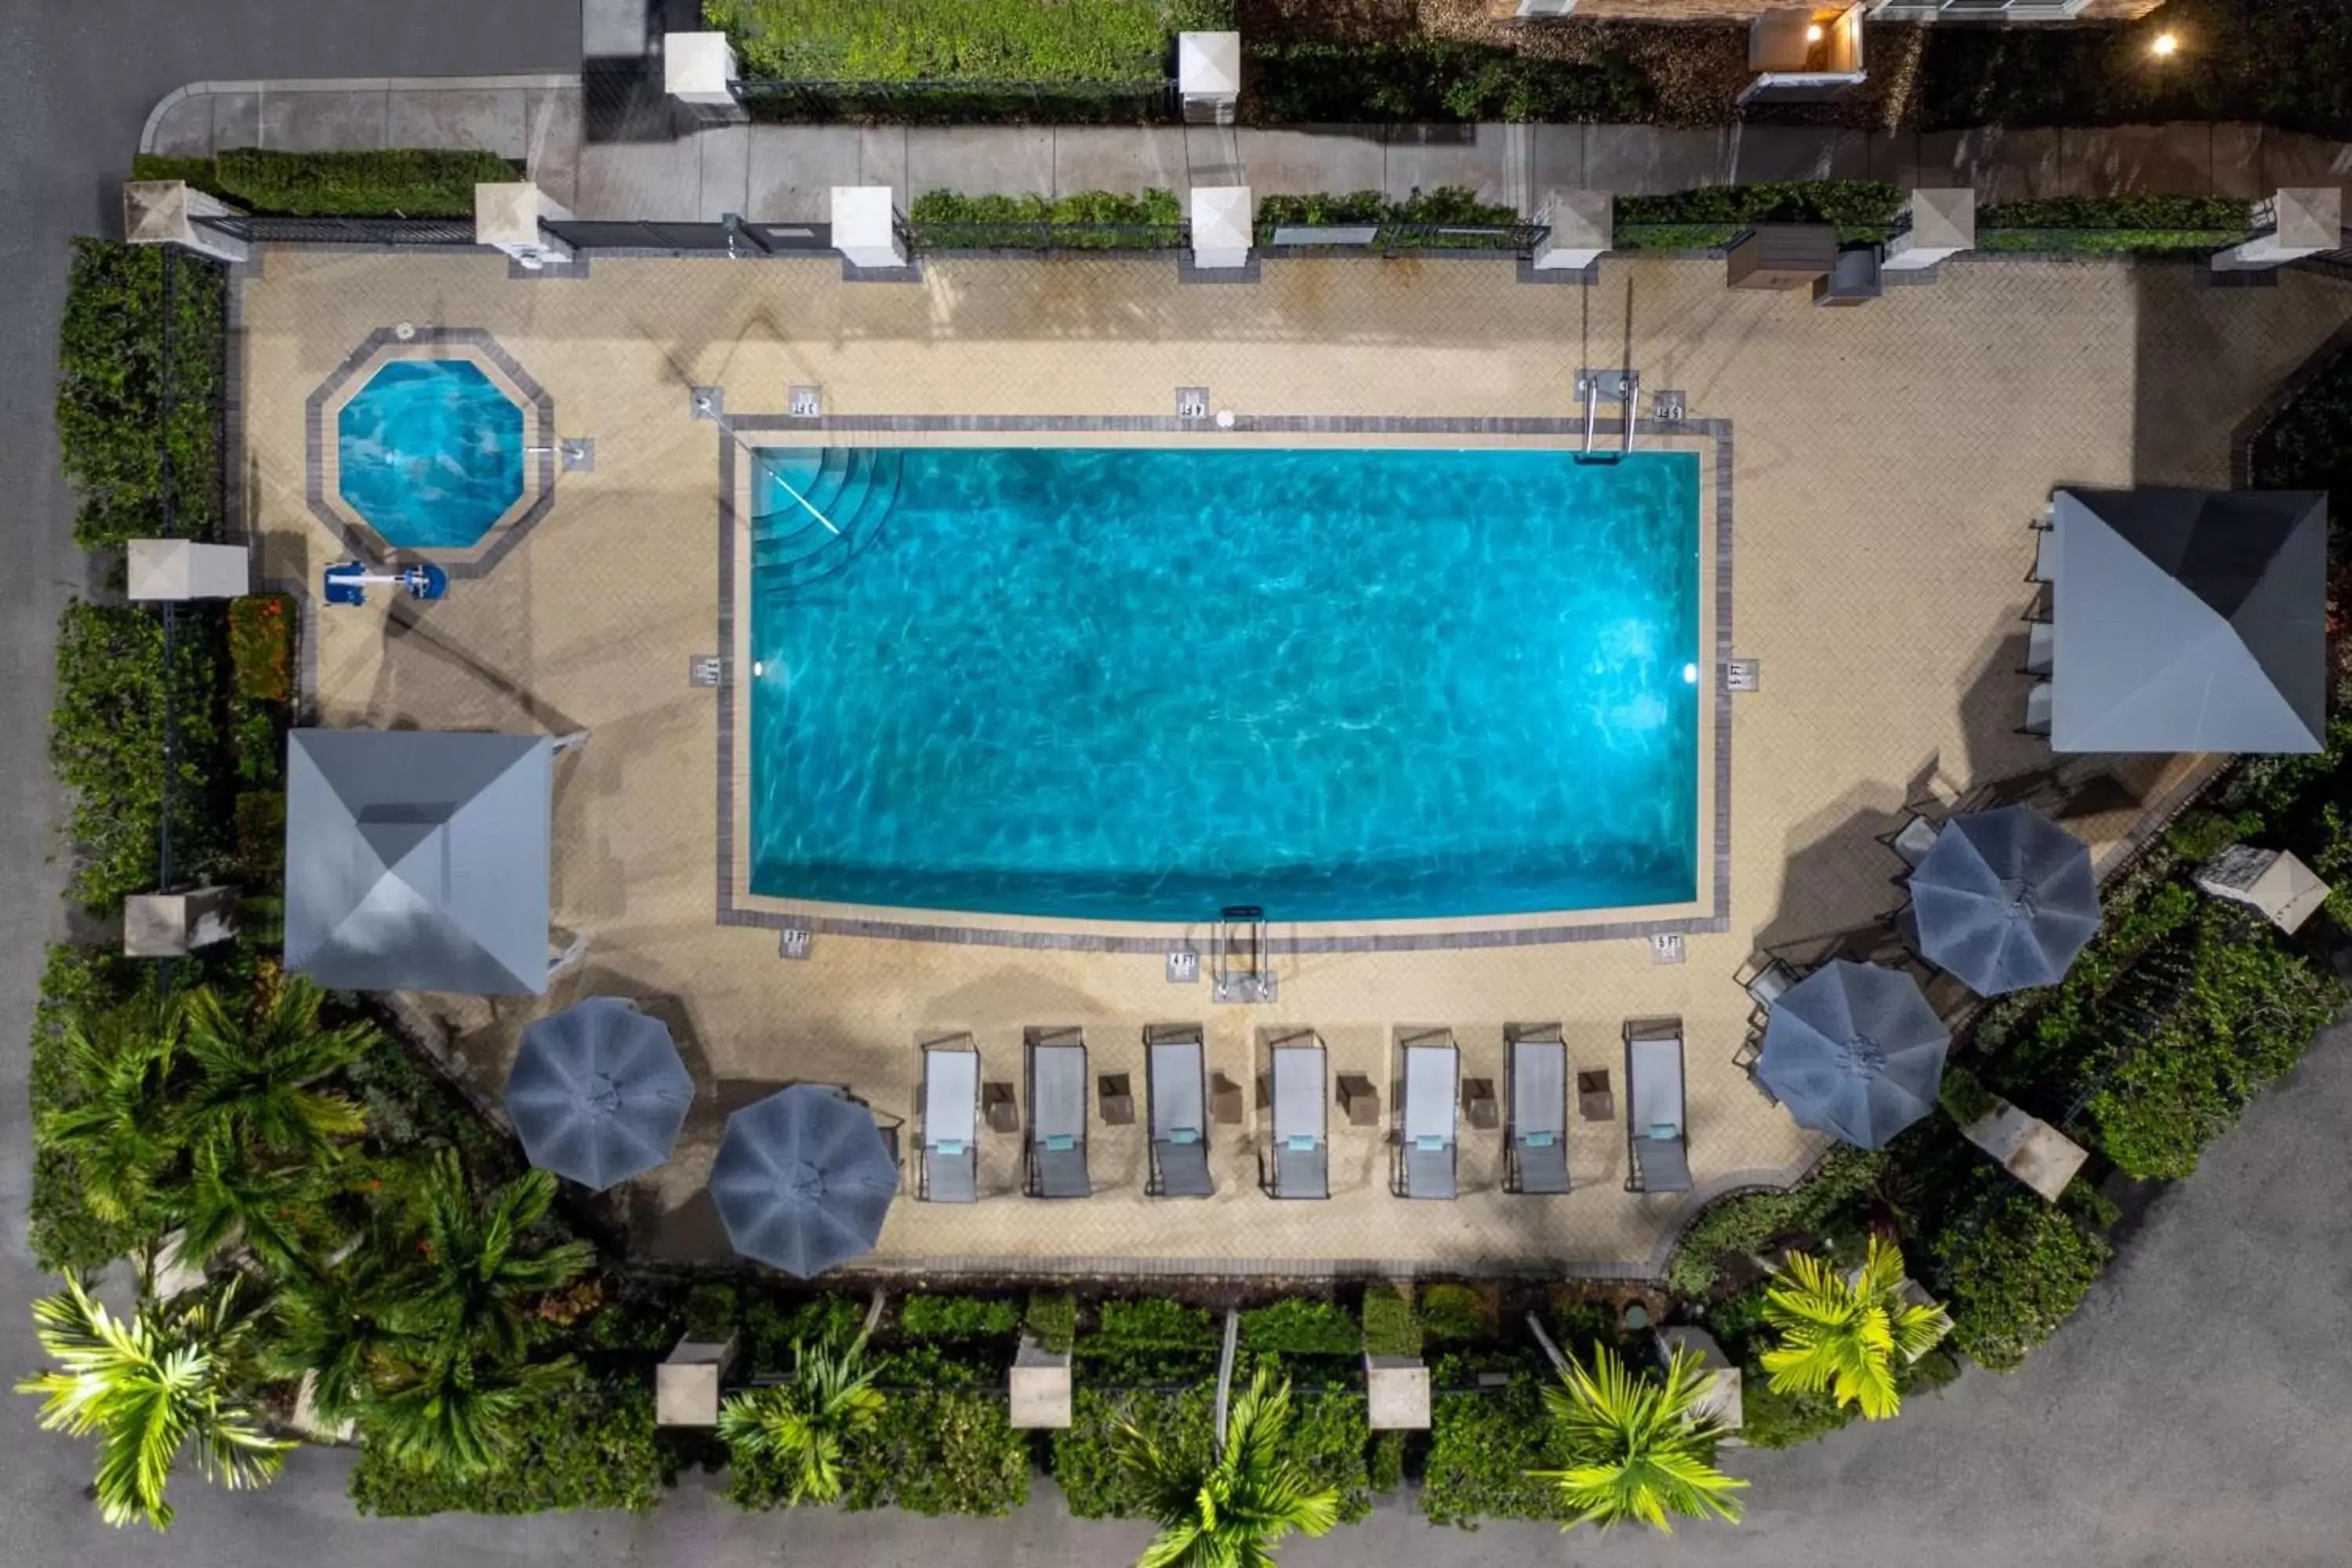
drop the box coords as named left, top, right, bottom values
left=1743, top=957, right=1797, bottom=1012
left=1265, top=1037, right=1328, bottom=1200
left=920, top=1040, right=980, bottom=1203
left=1396, top=1033, right=1460, bottom=1200
left=1625, top=1019, right=1692, bottom=1193
left=2030, top=523, right=2058, bottom=584
left=1507, top=1027, right=1570, bottom=1196
left=1025, top=1032, right=1091, bottom=1199
left=2024, top=619, right=2053, bottom=677
left=2021, top=680, right=2053, bottom=738
left=1887, top=811, right=1940, bottom=870
left=1146, top=1026, right=1213, bottom=1198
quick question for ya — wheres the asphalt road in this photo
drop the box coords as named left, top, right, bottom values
left=5, top=7, right=2352, bottom=1566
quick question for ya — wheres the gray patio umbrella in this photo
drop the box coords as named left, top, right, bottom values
left=1756, top=961, right=1950, bottom=1150
left=503, top=998, right=694, bottom=1192
left=709, top=1085, right=898, bottom=1279
left=1910, top=805, right=2101, bottom=997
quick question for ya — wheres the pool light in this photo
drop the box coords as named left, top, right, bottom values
left=1682, top=662, right=1699, bottom=684
left=2150, top=31, right=2178, bottom=59
left=1805, top=22, right=1824, bottom=42
left=753, top=661, right=765, bottom=677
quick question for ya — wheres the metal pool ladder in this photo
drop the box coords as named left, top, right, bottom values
left=1574, top=368, right=1641, bottom=461
left=1213, top=906, right=1276, bottom=1004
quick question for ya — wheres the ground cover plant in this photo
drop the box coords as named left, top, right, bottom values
left=705, top=0, right=1225, bottom=82
left=1256, top=187, right=1522, bottom=250
left=130, top=149, right=517, bottom=218
left=906, top=188, right=1182, bottom=247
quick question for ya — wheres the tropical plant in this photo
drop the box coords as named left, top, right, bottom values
left=258, top=1236, right=408, bottom=1427
left=1530, top=1344, right=1746, bottom=1535
left=168, top=1139, right=318, bottom=1276
left=1758, top=1239, right=1951, bottom=1421
left=719, top=1335, right=887, bottom=1506
left=176, top=975, right=374, bottom=1163
left=17, top=1272, right=291, bottom=1530
left=388, top=1151, right=593, bottom=1368
left=1114, top=1364, right=1342, bottom=1568
left=35, top=997, right=184, bottom=1227
left=361, top=1352, right=581, bottom=1477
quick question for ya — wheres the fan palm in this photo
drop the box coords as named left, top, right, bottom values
left=717, top=1336, right=886, bottom=1506
left=176, top=977, right=375, bottom=1163
left=1759, top=1238, right=1951, bottom=1421
left=1530, top=1343, right=1746, bottom=1534
left=36, top=998, right=185, bottom=1226
left=17, top=1272, right=291, bottom=1530
left=361, top=1350, right=579, bottom=1476
left=388, top=1151, right=593, bottom=1367
left=1114, top=1365, right=1341, bottom=1568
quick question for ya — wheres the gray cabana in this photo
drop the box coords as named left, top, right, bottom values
left=709, top=1084, right=898, bottom=1278
left=1756, top=962, right=1950, bottom=1150
left=285, top=728, right=553, bottom=994
left=1146, top=1028, right=1213, bottom=1198
left=504, top=998, right=693, bottom=1191
left=1911, top=805, right=2101, bottom=996
left=2051, top=488, right=2326, bottom=753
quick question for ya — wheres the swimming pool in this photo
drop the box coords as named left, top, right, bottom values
left=746, top=445, right=1700, bottom=923
left=336, top=360, right=524, bottom=550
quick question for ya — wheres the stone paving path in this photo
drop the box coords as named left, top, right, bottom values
left=144, top=74, right=2352, bottom=223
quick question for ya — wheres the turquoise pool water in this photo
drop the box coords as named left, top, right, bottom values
left=747, top=445, right=1700, bottom=922
left=337, top=360, right=524, bottom=549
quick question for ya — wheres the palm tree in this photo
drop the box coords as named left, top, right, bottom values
left=36, top=998, right=185, bottom=1227
left=258, top=1238, right=408, bottom=1428
left=1530, top=1343, right=1746, bottom=1534
left=1114, top=1365, right=1341, bottom=1568
left=360, top=1351, right=578, bottom=1476
left=717, top=1336, right=886, bottom=1506
left=169, top=1141, right=320, bottom=1277
left=387, top=1151, right=594, bottom=1367
left=1759, top=1238, right=1951, bottom=1421
left=17, top=1272, right=291, bottom=1530
left=176, top=976, right=375, bottom=1163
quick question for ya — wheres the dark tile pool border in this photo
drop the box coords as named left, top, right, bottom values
left=714, top=414, right=1733, bottom=954
left=303, top=325, right=557, bottom=578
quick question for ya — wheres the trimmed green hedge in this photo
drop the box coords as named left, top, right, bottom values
left=1939, top=1190, right=2117, bottom=1374
left=1025, top=1290, right=1076, bottom=1353
left=705, top=0, right=1222, bottom=82
left=56, top=238, right=223, bottom=549
left=1615, top=180, right=1904, bottom=244
left=131, top=147, right=517, bottom=217
left=1419, top=1362, right=1571, bottom=1529
left=906, top=187, right=1181, bottom=247
left=1416, top=1283, right=1489, bottom=1345
left=1666, top=1145, right=1886, bottom=1299
left=350, top=1381, right=666, bottom=1515
left=1247, top=38, right=1652, bottom=124
left=899, top=1294, right=1022, bottom=1339
left=1360, top=1285, right=1421, bottom=1359
left=1610, top=185, right=2253, bottom=256
left=1257, top=187, right=1522, bottom=250
left=1239, top=1298, right=1359, bottom=1356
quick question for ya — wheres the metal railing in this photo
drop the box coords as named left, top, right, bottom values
left=739, top=76, right=1177, bottom=125
left=195, top=213, right=480, bottom=246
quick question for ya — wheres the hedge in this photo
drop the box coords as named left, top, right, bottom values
left=228, top=593, right=295, bottom=702
left=1238, top=1298, right=1359, bottom=1356
left=27, top=946, right=157, bottom=1272
left=1418, top=1363, right=1572, bottom=1529
left=1256, top=187, right=1522, bottom=250
left=1050, top=1374, right=1376, bottom=1524
left=899, top=1294, right=1022, bottom=1339
left=906, top=187, right=1181, bottom=248
left=1614, top=180, right=1904, bottom=244
left=56, top=238, right=223, bottom=549
left=1666, top=1145, right=1887, bottom=1299
left=704, top=0, right=1224, bottom=82
left=1361, top=1286, right=1421, bottom=1359
left=1610, top=185, right=2254, bottom=256
left=1025, top=1290, right=1076, bottom=1353
left=130, top=147, right=517, bottom=218
left=1246, top=39, right=1652, bottom=125
left=349, top=1381, right=667, bottom=1515
left=1416, top=1283, right=1489, bottom=1345
left=1938, top=1190, right=2117, bottom=1374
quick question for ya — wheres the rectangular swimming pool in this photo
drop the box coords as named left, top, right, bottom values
left=745, top=444, right=1700, bottom=923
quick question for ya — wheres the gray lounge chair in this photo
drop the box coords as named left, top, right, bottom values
left=1147, top=1027, right=1213, bottom=1198
left=1266, top=1039, right=1328, bottom=1200
left=1626, top=1019, right=1692, bottom=1193
left=1508, top=1029, right=1570, bottom=1195
left=1397, top=1036, right=1459, bottom=1200
left=2021, top=680, right=2053, bottom=738
left=2024, top=619, right=2054, bottom=677
left=920, top=1041, right=979, bottom=1203
left=1026, top=1035, right=1090, bottom=1199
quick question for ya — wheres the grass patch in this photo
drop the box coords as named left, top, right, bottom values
left=705, top=0, right=1223, bottom=82
left=131, top=148, right=516, bottom=218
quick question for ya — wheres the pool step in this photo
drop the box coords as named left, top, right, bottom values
left=751, top=445, right=902, bottom=594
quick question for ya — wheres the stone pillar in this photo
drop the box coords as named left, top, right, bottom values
left=125, top=539, right=250, bottom=601
left=122, top=180, right=249, bottom=264
left=1530, top=189, right=1610, bottom=271
left=1178, top=31, right=1240, bottom=125
left=1190, top=185, right=1252, bottom=271
left=125, top=888, right=240, bottom=957
left=475, top=181, right=575, bottom=270
left=2196, top=844, right=2332, bottom=933
left=664, top=31, right=745, bottom=121
left=1883, top=187, right=1974, bottom=272
left=830, top=187, right=906, bottom=270
left=2213, top=187, right=2339, bottom=272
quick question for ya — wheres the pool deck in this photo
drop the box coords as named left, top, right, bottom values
left=238, top=249, right=2352, bottom=1279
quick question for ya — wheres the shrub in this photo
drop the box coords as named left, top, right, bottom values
left=1051, top=1385, right=1214, bottom=1517
left=1937, top=1191, right=2114, bottom=1374
left=684, top=1283, right=740, bottom=1341
left=1938, top=1064, right=1997, bottom=1127
left=1666, top=1145, right=1887, bottom=1299
left=1360, top=1285, right=1421, bottom=1359
left=1247, top=39, right=1652, bottom=124
left=1416, top=1283, right=1488, bottom=1345
left=743, top=1293, right=867, bottom=1367
left=1369, top=1430, right=1404, bottom=1493
left=1418, top=1364, right=1570, bottom=1528
left=232, top=790, right=285, bottom=884
left=899, top=1294, right=1022, bottom=1339
left=1256, top=187, right=1523, bottom=250
left=1025, top=1290, right=1076, bottom=1353
left=1616, top=180, right=1904, bottom=241
left=227, top=593, right=295, bottom=702
left=906, top=188, right=1181, bottom=247
left=56, top=238, right=224, bottom=548
left=27, top=946, right=155, bottom=1272
left=1091, top=1297, right=1214, bottom=1349
left=1239, top=1298, right=1359, bottom=1356
left=349, top=1380, right=666, bottom=1515
left=133, top=148, right=517, bottom=217
left=704, top=0, right=1207, bottom=82
left=49, top=601, right=226, bottom=912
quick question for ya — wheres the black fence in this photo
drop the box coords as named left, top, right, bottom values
left=739, top=76, right=1177, bottom=125
left=543, top=217, right=833, bottom=255
left=195, top=214, right=481, bottom=246
left=906, top=220, right=1189, bottom=255
left=1257, top=220, right=1548, bottom=257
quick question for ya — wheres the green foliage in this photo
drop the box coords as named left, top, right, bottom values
left=1530, top=1343, right=1746, bottom=1534
left=1937, top=1190, right=2114, bottom=1374
left=1615, top=180, right=1904, bottom=240
left=132, top=149, right=517, bottom=217
left=231, top=792, right=285, bottom=884
left=1973, top=227, right=2250, bottom=256
left=1758, top=1240, right=1950, bottom=1422
left=899, top=1294, right=1022, bottom=1339
left=349, top=1379, right=665, bottom=1515
left=720, top=1338, right=887, bottom=1508
left=56, top=238, right=224, bottom=548
left=1092, top=1298, right=1216, bottom=1349
left=1666, top=1146, right=1888, bottom=1299
left=227, top=594, right=294, bottom=702
left=1240, top=1298, right=1359, bottom=1356
left=743, top=1293, right=869, bottom=1368
left=837, top=1388, right=1030, bottom=1515
left=682, top=1283, right=739, bottom=1341
left=1359, top=1285, right=1421, bottom=1359
left=1980, top=194, right=2252, bottom=233
left=705, top=0, right=1199, bottom=82
left=1113, top=1365, right=1345, bottom=1563
left=1053, top=1386, right=1214, bottom=1519
left=1416, top=1283, right=1489, bottom=1345
left=907, top=187, right=1181, bottom=246
left=1247, top=38, right=1652, bottom=124
left=50, top=601, right=225, bottom=911
left=1026, top=1290, right=1076, bottom=1353
left=1256, top=187, right=1523, bottom=249
left=1419, top=1363, right=1570, bottom=1528
left=1937, top=1064, right=1997, bottom=1128
left=28, top=949, right=157, bottom=1271
left=1368, top=1430, right=1404, bottom=1494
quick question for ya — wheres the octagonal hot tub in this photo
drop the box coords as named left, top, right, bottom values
left=336, top=360, right=526, bottom=550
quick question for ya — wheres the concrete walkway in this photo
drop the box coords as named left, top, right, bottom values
left=144, top=74, right=2352, bottom=224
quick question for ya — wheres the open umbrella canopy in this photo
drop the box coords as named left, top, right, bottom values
left=709, top=1085, right=898, bottom=1279
left=504, top=998, right=694, bottom=1191
left=1757, top=961, right=1950, bottom=1149
left=1911, top=805, right=2101, bottom=996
